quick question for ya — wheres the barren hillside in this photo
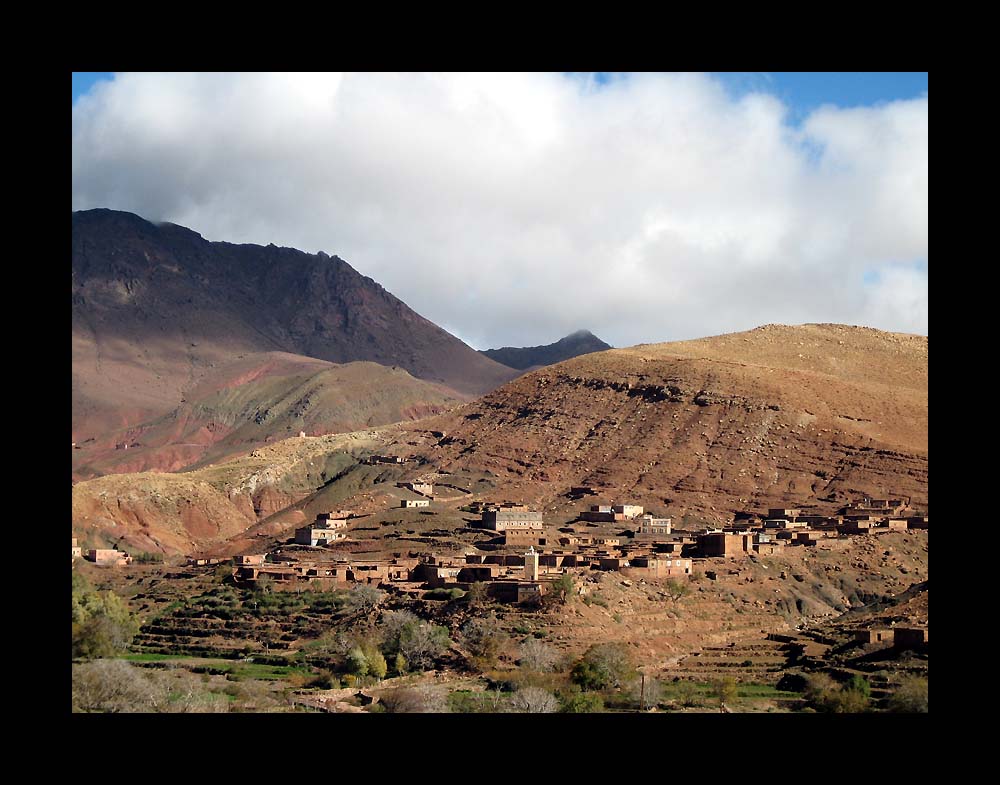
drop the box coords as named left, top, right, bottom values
left=72, top=208, right=516, bottom=474
left=413, top=323, right=927, bottom=524
left=73, top=355, right=458, bottom=480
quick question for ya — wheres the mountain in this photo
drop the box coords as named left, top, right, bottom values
left=72, top=323, right=927, bottom=555
left=480, top=329, right=612, bottom=370
left=423, top=323, right=928, bottom=525
left=72, top=209, right=517, bottom=474
left=72, top=355, right=459, bottom=480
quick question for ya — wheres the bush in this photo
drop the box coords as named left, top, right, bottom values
left=518, top=638, right=558, bottom=672
left=509, top=686, right=558, bottom=713
left=805, top=672, right=871, bottom=713
left=72, top=573, right=140, bottom=660
left=379, top=611, right=451, bottom=670
left=466, top=582, right=491, bottom=608
left=423, top=588, right=465, bottom=601
left=570, top=643, right=637, bottom=691
left=557, top=686, right=605, bottom=713
left=345, top=584, right=385, bottom=614
left=380, top=686, right=449, bottom=713
left=672, top=680, right=702, bottom=707
left=461, top=614, right=508, bottom=668
left=887, top=676, right=928, bottom=713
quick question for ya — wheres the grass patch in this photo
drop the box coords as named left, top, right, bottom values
left=122, top=653, right=190, bottom=662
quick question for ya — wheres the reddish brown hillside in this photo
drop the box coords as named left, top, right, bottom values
left=72, top=209, right=516, bottom=473
left=413, top=324, right=928, bottom=525
left=73, top=354, right=459, bottom=480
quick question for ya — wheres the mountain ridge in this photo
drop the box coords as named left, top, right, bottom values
left=480, top=329, right=612, bottom=370
left=72, top=208, right=517, bottom=476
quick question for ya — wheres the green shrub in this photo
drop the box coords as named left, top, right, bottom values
left=887, top=676, right=928, bottom=713
left=423, top=588, right=465, bottom=601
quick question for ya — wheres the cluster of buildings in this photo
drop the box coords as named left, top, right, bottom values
left=295, top=511, right=353, bottom=546
left=72, top=538, right=133, bottom=566
left=853, top=626, right=928, bottom=649
left=694, top=502, right=929, bottom=559
left=363, top=454, right=408, bottom=465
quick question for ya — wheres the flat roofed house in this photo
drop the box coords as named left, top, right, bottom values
left=401, top=499, right=430, bottom=508
left=72, top=538, right=82, bottom=560
left=295, top=524, right=347, bottom=546
left=635, top=514, right=672, bottom=535
left=481, top=509, right=544, bottom=531
left=85, top=549, right=132, bottom=566
left=612, top=504, right=644, bottom=519
left=768, top=508, right=802, bottom=520
left=697, top=532, right=750, bottom=558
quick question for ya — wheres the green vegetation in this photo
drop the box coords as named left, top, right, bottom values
left=663, top=578, right=690, bottom=603
left=570, top=643, right=637, bottom=692
left=379, top=610, right=451, bottom=670
left=72, top=570, right=141, bottom=660
left=466, top=581, right=491, bottom=608
left=423, top=587, right=465, bottom=601
left=461, top=614, right=509, bottom=669
left=887, top=675, right=928, bottom=713
left=556, top=685, right=605, bottom=712
left=550, top=573, right=575, bottom=603
left=582, top=593, right=609, bottom=608
left=804, top=672, right=872, bottom=713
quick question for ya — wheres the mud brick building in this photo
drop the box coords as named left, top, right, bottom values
left=854, top=628, right=894, bottom=644
left=635, top=514, right=672, bottom=535
left=698, top=532, right=752, bottom=558
left=85, top=549, right=132, bottom=566
left=626, top=556, right=693, bottom=577
left=501, top=530, right=548, bottom=547
left=481, top=509, right=544, bottom=531
left=296, top=515, right=348, bottom=545
left=893, top=627, right=928, bottom=649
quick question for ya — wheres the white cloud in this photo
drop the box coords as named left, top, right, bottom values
left=72, top=72, right=928, bottom=349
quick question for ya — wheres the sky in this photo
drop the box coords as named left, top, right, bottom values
left=72, top=72, right=928, bottom=350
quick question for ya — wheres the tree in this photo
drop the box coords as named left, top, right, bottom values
left=663, top=578, right=690, bottom=603
left=518, top=638, right=558, bottom=672
left=367, top=650, right=388, bottom=681
left=72, top=573, right=141, bottom=660
left=570, top=643, right=637, bottom=691
left=466, top=581, right=491, bottom=608
left=551, top=573, right=575, bottom=604
left=712, top=676, right=738, bottom=711
left=346, top=647, right=370, bottom=677
left=460, top=614, right=508, bottom=668
left=346, top=584, right=385, bottom=615
left=379, top=610, right=450, bottom=670
left=509, top=686, right=558, bottom=713
left=887, top=676, right=928, bottom=713
left=393, top=653, right=408, bottom=676
left=255, top=574, right=274, bottom=595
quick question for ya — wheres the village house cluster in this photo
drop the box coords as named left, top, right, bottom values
left=693, top=499, right=928, bottom=559
left=75, top=476, right=926, bottom=615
